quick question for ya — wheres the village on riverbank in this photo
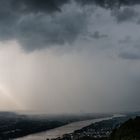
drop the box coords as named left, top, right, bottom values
left=46, top=116, right=130, bottom=140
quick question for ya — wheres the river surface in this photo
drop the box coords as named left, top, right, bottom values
left=15, top=114, right=124, bottom=140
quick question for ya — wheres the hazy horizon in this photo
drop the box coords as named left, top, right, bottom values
left=0, top=0, right=140, bottom=114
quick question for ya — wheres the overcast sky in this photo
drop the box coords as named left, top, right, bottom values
left=0, top=0, right=140, bottom=114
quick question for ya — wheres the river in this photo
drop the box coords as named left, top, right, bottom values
left=15, top=114, right=124, bottom=140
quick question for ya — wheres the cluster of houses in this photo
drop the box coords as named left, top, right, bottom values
left=46, top=125, right=112, bottom=140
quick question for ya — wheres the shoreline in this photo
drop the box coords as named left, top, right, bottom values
left=16, top=114, right=124, bottom=140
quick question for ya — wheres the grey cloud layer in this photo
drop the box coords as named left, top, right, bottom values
left=0, top=0, right=89, bottom=51
left=90, top=31, right=108, bottom=39
left=1, top=0, right=140, bottom=51
left=1, top=0, right=70, bottom=13
left=113, top=7, right=139, bottom=23
left=1, top=0, right=140, bottom=113
left=76, top=0, right=140, bottom=8
left=119, top=52, right=140, bottom=60
left=17, top=10, right=87, bottom=51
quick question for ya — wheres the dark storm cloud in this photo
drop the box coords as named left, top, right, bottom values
left=119, top=52, right=140, bottom=60
left=0, top=0, right=140, bottom=51
left=90, top=31, right=108, bottom=39
left=17, top=12, right=87, bottom=51
left=12, top=0, right=70, bottom=13
left=1, top=0, right=140, bottom=113
left=118, top=36, right=132, bottom=44
left=0, top=0, right=88, bottom=51
left=76, top=0, right=140, bottom=8
left=112, top=7, right=138, bottom=23
left=0, top=0, right=70, bottom=41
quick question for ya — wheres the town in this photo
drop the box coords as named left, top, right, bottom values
left=46, top=116, right=129, bottom=140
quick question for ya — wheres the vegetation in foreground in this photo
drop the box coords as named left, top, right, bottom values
left=110, top=116, right=140, bottom=140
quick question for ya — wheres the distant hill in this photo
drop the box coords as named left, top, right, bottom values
left=110, top=116, right=140, bottom=140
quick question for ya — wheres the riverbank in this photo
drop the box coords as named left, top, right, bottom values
left=16, top=115, right=124, bottom=140
left=0, top=112, right=109, bottom=140
left=52, top=115, right=128, bottom=140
